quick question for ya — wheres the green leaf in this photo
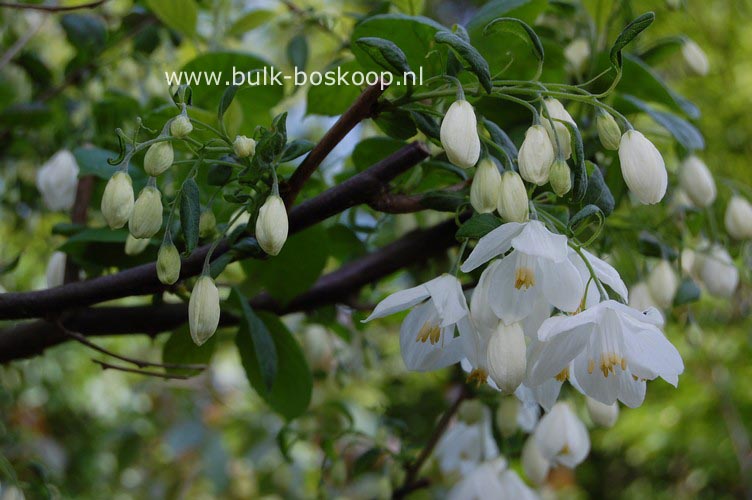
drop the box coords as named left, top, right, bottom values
left=467, top=0, right=548, bottom=37
left=582, top=162, right=615, bottom=216
left=60, top=14, right=107, bottom=55
left=281, top=140, right=315, bottom=162
left=218, top=85, right=239, bottom=123
left=236, top=312, right=312, bottom=420
left=637, top=231, right=678, bottom=260
left=355, top=37, right=412, bottom=75
left=456, top=213, right=501, bottom=239
left=0, top=255, right=20, bottom=275
left=482, top=18, right=544, bottom=78
left=568, top=204, right=603, bottom=234
left=180, top=178, right=200, bottom=254
left=421, top=190, right=467, bottom=212
left=230, top=287, right=277, bottom=391
left=435, top=31, right=493, bottom=93
left=482, top=117, right=518, bottom=167
left=674, top=277, right=701, bottom=307
left=228, top=9, right=274, bottom=37
left=374, top=110, right=417, bottom=140
left=306, top=60, right=364, bottom=116
left=162, top=325, right=217, bottom=370
left=410, top=111, right=441, bottom=140
left=352, top=137, right=407, bottom=171
left=207, top=157, right=236, bottom=186
left=63, top=227, right=129, bottom=245
left=287, top=34, right=309, bottom=71
left=146, top=0, right=198, bottom=36
left=609, top=12, right=655, bottom=69
left=73, top=147, right=119, bottom=179
left=618, top=94, right=704, bottom=151
left=639, top=36, right=685, bottom=65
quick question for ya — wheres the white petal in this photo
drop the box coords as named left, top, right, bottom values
left=511, top=220, right=569, bottom=262
left=400, top=303, right=464, bottom=371
left=532, top=379, right=563, bottom=412
left=364, top=282, right=429, bottom=321
left=581, top=249, right=629, bottom=301
left=621, top=317, right=684, bottom=385
left=460, top=222, right=526, bottom=272
left=572, top=352, right=619, bottom=405
left=616, top=370, right=647, bottom=408
left=488, top=254, right=538, bottom=324
left=539, top=257, right=584, bottom=312
left=424, top=274, right=469, bottom=326
left=528, top=321, right=591, bottom=385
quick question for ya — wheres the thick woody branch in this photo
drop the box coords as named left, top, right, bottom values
left=281, top=82, right=388, bottom=207
left=367, top=181, right=468, bottom=214
left=0, top=217, right=460, bottom=363
left=0, top=142, right=429, bottom=321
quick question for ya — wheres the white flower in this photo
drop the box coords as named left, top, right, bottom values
left=629, top=282, right=660, bottom=312
left=440, top=100, right=481, bottom=169
left=670, top=188, right=694, bottom=211
left=724, top=196, right=752, bottom=240
left=448, top=459, right=538, bottom=500
left=678, top=155, right=716, bottom=208
left=365, top=274, right=468, bottom=371
left=36, top=150, right=79, bottom=211
left=487, top=321, right=527, bottom=393
left=541, top=98, right=576, bottom=159
left=470, top=158, right=502, bottom=213
left=698, top=245, right=739, bottom=298
left=255, top=195, right=288, bottom=256
left=518, top=125, right=555, bottom=185
left=436, top=405, right=499, bottom=477
left=522, top=436, right=550, bottom=485
left=46, top=251, right=66, bottom=288
left=682, top=39, right=709, bottom=76
left=586, top=397, right=619, bottom=427
left=461, top=221, right=584, bottom=324
left=646, top=260, right=678, bottom=310
left=528, top=300, right=684, bottom=407
left=534, top=402, right=590, bottom=468
left=497, top=171, right=530, bottom=223
left=618, top=130, right=667, bottom=205
left=564, top=38, right=590, bottom=73
left=513, top=384, right=541, bottom=432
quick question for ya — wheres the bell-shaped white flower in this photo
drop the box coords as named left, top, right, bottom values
left=586, top=397, right=619, bottom=428
left=682, top=39, right=709, bottom=76
left=678, top=155, right=716, bottom=208
left=698, top=245, right=739, bottom=298
left=522, top=436, right=550, bottom=485
left=46, top=251, right=66, bottom=288
left=497, top=171, right=530, bottom=223
left=564, top=38, right=590, bottom=73
left=618, top=130, right=667, bottom=204
left=365, top=274, right=469, bottom=371
left=518, top=125, right=555, bottom=185
left=36, top=150, right=80, bottom=211
left=461, top=221, right=584, bottom=325
left=534, top=402, right=590, bottom=469
left=470, top=158, right=502, bottom=213
left=448, top=459, right=538, bottom=500
left=528, top=300, right=684, bottom=407
left=646, top=260, right=678, bottom=310
left=440, top=100, right=481, bottom=169
left=541, top=98, right=576, bottom=159
left=487, top=321, right=527, bottom=394
left=435, top=404, right=499, bottom=476
left=724, top=196, right=752, bottom=240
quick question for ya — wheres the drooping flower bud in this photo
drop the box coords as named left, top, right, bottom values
left=440, top=100, right=481, bottom=169
left=486, top=321, right=526, bottom=394
left=101, top=171, right=134, bottom=229
left=157, top=241, right=181, bottom=285
left=256, top=195, right=288, bottom=256
left=534, top=402, right=590, bottom=468
left=129, top=186, right=163, bottom=239
left=36, top=150, right=80, bottom=211
left=495, top=397, right=520, bottom=437
left=233, top=135, right=256, bottom=158
left=564, top=38, right=590, bottom=73
left=724, top=196, right=752, bottom=240
left=518, top=124, right=555, bottom=185
left=682, top=39, right=709, bottom=76
left=144, top=141, right=174, bottom=176
left=458, top=399, right=486, bottom=425
left=549, top=159, right=572, bottom=197
left=199, top=209, right=216, bottom=238
left=46, top=251, right=66, bottom=288
left=678, top=155, right=716, bottom=208
left=470, top=158, right=502, bottom=214
left=522, top=436, right=550, bottom=485
left=628, top=281, right=659, bottom=312
left=497, top=171, right=529, bottom=223
left=170, top=115, right=193, bottom=138
left=189, top=275, right=220, bottom=345
left=301, top=325, right=336, bottom=372
left=124, top=234, right=149, bottom=256
left=699, top=245, right=739, bottom=298
left=586, top=397, right=619, bottom=428
left=618, top=130, right=667, bottom=204
left=541, top=98, right=576, bottom=159
left=647, top=260, right=678, bottom=309
left=596, top=112, right=621, bottom=151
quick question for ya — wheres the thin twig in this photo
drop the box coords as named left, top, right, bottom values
left=0, top=0, right=107, bottom=12
left=92, top=359, right=196, bottom=380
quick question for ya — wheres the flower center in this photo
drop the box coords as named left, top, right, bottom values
left=466, top=368, right=488, bottom=386
left=514, top=267, right=536, bottom=289
left=416, top=321, right=441, bottom=344
left=555, top=366, right=570, bottom=382
left=588, top=354, right=627, bottom=377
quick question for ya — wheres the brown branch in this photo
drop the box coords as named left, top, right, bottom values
left=92, top=359, right=196, bottom=380
left=368, top=181, right=469, bottom=214
left=282, top=82, right=389, bottom=207
left=0, top=0, right=108, bottom=12
left=65, top=175, right=95, bottom=284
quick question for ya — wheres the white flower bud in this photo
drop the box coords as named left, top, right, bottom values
left=534, top=402, right=590, bottom=468
left=256, top=195, right=288, bottom=256
left=233, top=135, right=256, bottom=158
left=724, top=196, right=752, bottom=240
left=129, top=186, right=163, bottom=239
left=586, top=397, right=619, bottom=428
left=46, top=251, right=66, bottom=288
left=683, top=39, right=709, bottom=76
left=629, top=282, right=659, bottom=312
left=497, top=171, right=529, bottom=223
left=681, top=248, right=696, bottom=276
left=189, top=275, right=220, bottom=345
left=302, top=325, right=336, bottom=372
left=670, top=188, right=694, bottom=211
left=170, top=115, right=193, bottom=138
left=541, top=98, right=576, bottom=159
left=124, top=234, right=149, bottom=256
left=36, top=150, right=80, bottom=211
left=618, top=130, right=667, bottom=204
left=549, top=159, right=572, bottom=196
left=440, top=100, right=481, bottom=168
left=518, top=124, right=555, bottom=185
left=199, top=210, right=216, bottom=238
left=101, top=171, right=134, bottom=229
left=596, top=112, right=621, bottom=151
left=495, top=397, right=520, bottom=437
left=486, top=321, right=526, bottom=394
left=699, top=245, right=738, bottom=298
left=157, top=241, right=181, bottom=285
left=144, top=141, right=174, bottom=176
left=470, top=158, right=502, bottom=213
left=646, top=260, right=678, bottom=309
left=564, top=38, right=590, bottom=73
left=522, top=436, right=550, bottom=485
left=678, top=155, right=716, bottom=208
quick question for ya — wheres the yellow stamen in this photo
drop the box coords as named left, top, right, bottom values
left=555, top=367, right=570, bottom=382
left=514, top=267, right=536, bottom=289
left=598, top=353, right=627, bottom=378
left=466, top=369, right=488, bottom=386
left=588, top=359, right=595, bottom=374
left=416, top=322, right=441, bottom=344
